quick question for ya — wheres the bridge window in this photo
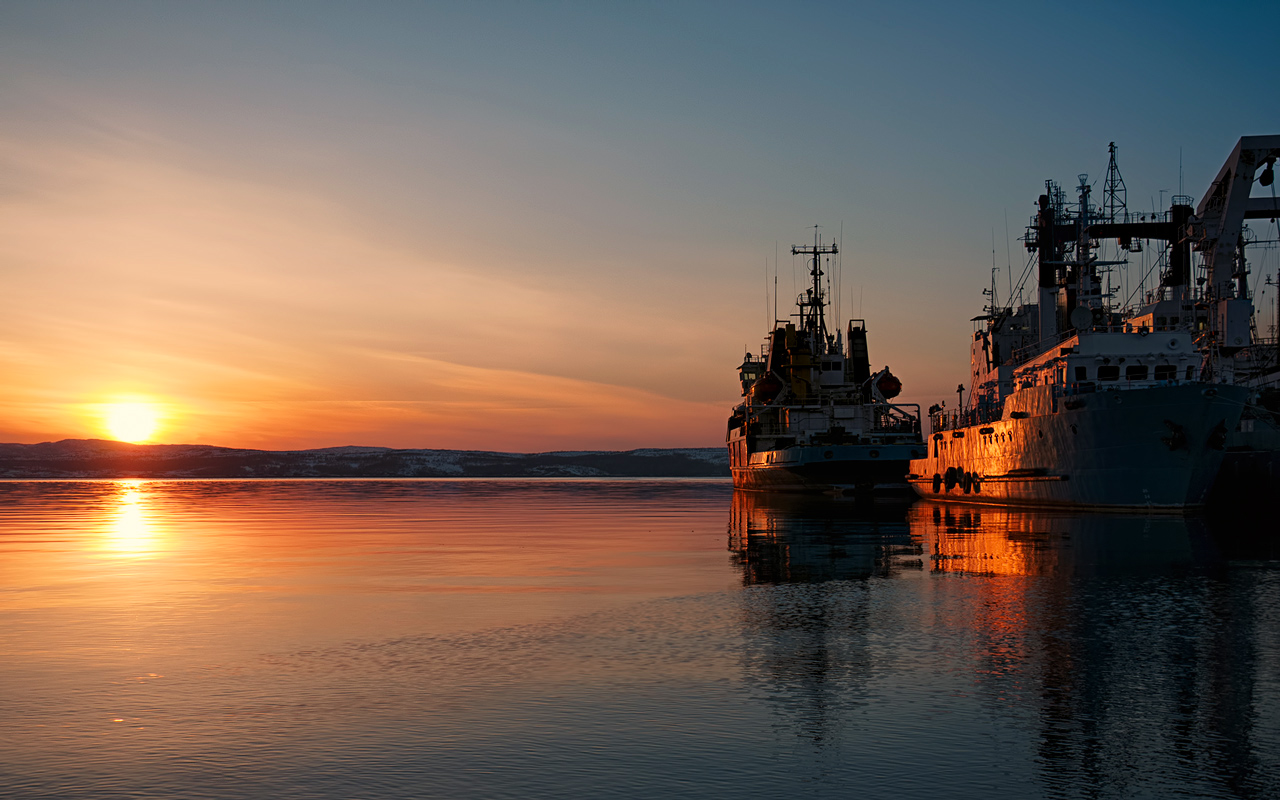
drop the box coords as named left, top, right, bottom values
left=1098, top=365, right=1120, bottom=381
left=1075, top=366, right=1088, bottom=381
left=1126, top=365, right=1148, bottom=380
left=1154, top=365, right=1176, bottom=381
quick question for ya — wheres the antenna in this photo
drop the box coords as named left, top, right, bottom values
left=773, top=241, right=778, bottom=324
left=1004, top=209, right=1013, bottom=307
left=988, top=227, right=999, bottom=312
left=837, top=221, right=843, bottom=324
left=825, top=252, right=832, bottom=328
left=791, top=246, right=797, bottom=307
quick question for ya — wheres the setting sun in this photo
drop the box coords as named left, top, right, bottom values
left=103, top=401, right=162, bottom=443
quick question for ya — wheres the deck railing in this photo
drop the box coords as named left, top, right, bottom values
left=746, top=401, right=921, bottom=439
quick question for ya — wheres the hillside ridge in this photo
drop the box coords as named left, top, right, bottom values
left=0, top=439, right=729, bottom=479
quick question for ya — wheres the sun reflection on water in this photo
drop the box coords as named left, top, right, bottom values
left=101, top=481, right=160, bottom=557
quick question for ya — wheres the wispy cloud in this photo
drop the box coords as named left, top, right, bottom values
left=0, top=138, right=731, bottom=447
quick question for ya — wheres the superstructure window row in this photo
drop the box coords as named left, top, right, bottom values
left=1074, top=364, right=1191, bottom=382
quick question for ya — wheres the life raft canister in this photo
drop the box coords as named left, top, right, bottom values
left=748, top=373, right=784, bottom=405
left=876, top=370, right=903, bottom=399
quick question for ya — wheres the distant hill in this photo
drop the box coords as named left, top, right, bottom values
left=0, top=440, right=730, bottom=479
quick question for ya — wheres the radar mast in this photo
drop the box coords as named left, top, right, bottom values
left=791, top=226, right=838, bottom=345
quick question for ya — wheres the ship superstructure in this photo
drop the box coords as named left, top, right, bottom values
left=728, top=230, right=924, bottom=494
left=1159, top=136, right=1280, bottom=499
left=909, top=154, right=1250, bottom=509
left=1036, top=137, right=1280, bottom=501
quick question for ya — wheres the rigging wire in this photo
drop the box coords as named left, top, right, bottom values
left=1009, top=250, right=1037, bottom=305
left=1273, top=178, right=1280, bottom=338
left=1237, top=173, right=1280, bottom=337
left=1122, top=244, right=1169, bottom=308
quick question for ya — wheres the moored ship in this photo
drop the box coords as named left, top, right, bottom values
left=1173, top=136, right=1280, bottom=502
left=909, top=162, right=1248, bottom=510
left=727, top=230, right=924, bottom=495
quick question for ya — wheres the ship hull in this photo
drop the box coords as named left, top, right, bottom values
left=731, top=442, right=922, bottom=495
left=1209, top=399, right=1280, bottom=506
left=907, top=384, right=1248, bottom=510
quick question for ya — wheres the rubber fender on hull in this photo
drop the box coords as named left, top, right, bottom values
left=944, top=467, right=957, bottom=491
left=932, top=473, right=942, bottom=493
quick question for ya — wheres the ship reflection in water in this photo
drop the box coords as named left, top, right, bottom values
left=0, top=480, right=1276, bottom=799
left=729, top=491, right=920, bottom=583
left=729, top=490, right=1279, bottom=797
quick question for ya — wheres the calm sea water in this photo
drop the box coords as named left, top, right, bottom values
left=0, top=479, right=1276, bottom=799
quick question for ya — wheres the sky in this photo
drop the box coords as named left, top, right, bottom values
left=2, top=0, right=1278, bottom=451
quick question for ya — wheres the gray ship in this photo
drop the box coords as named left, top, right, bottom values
left=1147, top=136, right=1280, bottom=502
left=727, top=230, right=924, bottom=495
left=1048, top=136, right=1280, bottom=503
left=909, top=163, right=1248, bottom=510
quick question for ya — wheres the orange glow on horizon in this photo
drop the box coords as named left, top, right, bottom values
left=0, top=147, right=741, bottom=451
left=0, top=140, right=945, bottom=452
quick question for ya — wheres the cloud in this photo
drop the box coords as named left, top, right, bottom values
left=0, top=137, right=734, bottom=448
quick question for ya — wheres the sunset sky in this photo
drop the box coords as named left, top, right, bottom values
left=2, top=1, right=1277, bottom=451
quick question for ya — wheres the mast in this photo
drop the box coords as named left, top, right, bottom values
left=1102, top=142, right=1127, bottom=223
left=1076, top=174, right=1094, bottom=315
left=790, top=226, right=838, bottom=345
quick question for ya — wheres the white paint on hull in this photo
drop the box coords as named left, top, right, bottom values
left=908, top=384, right=1248, bottom=509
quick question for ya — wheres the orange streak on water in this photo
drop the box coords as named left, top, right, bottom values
left=0, top=480, right=737, bottom=667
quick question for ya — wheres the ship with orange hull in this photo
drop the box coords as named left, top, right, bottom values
left=909, top=153, right=1250, bottom=510
left=910, top=376, right=1245, bottom=509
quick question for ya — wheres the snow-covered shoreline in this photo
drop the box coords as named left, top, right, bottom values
left=0, top=440, right=729, bottom=479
